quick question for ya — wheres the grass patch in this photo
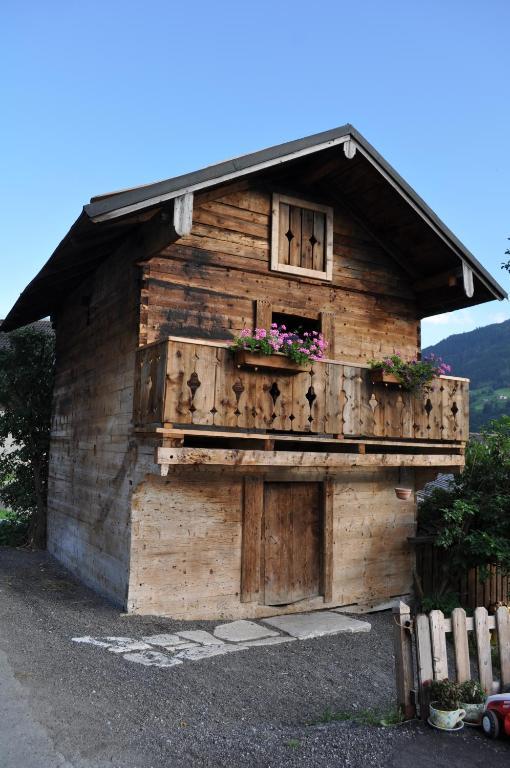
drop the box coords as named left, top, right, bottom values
left=0, top=508, right=11, bottom=519
left=286, top=739, right=301, bottom=749
left=312, top=706, right=404, bottom=728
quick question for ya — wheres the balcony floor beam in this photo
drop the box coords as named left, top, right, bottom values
left=156, top=446, right=465, bottom=475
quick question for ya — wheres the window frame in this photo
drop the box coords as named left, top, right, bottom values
left=270, top=193, right=334, bottom=281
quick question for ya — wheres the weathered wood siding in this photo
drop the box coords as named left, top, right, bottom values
left=332, top=469, right=415, bottom=607
left=140, top=183, right=420, bottom=362
left=47, top=244, right=141, bottom=605
left=127, top=468, right=414, bottom=619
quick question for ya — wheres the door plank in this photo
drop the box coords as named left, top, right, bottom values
left=264, top=482, right=322, bottom=605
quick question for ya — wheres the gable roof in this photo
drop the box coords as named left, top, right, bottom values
left=2, top=124, right=506, bottom=332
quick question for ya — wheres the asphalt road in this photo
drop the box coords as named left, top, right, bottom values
left=0, top=547, right=508, bottom=767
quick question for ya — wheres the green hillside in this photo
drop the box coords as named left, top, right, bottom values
left=423, top=318, right=510, bottom=432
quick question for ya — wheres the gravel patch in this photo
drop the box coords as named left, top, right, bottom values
left=0, top=547, right=508, bottom=767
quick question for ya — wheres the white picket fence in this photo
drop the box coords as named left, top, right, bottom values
left=393, top=603, right=510, bottom=719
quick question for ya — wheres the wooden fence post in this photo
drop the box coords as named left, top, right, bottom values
left=496, top=606, right=510, bottom=690
left=475, top=606, right=493, bottom=694
left=451, top=607, right=470, bottom=683
left=415, top=613, right=433, bottom=720
left=393, top=601, right=415, bottom=719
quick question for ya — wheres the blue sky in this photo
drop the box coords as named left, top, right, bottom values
left=1, top=0, right=509, bottom=347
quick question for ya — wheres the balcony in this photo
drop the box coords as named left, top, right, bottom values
left=134, top=337, right=468, bottom=472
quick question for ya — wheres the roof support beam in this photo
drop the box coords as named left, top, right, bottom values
left=173, top=192, right=194, bottom=237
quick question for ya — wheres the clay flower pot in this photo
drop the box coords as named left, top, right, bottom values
left=395, top=487, right=412, bottom=501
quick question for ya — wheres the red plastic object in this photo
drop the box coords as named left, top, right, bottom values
left=481, top=694, right=510, bottom=739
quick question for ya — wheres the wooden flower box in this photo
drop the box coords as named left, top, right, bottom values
left=233, top=349, right=310, bottom=375
left=370, top=369, right=402, bottom=387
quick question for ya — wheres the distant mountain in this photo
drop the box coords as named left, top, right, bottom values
left=423, top=319, right=510, bottom=432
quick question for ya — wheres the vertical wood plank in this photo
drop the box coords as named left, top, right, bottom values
left=189, top=344, right=218, bottom=425
left=475, top=606, right=493, bottom=694
left=301, top=208, right=314, bottom=269
left=309, top=360, right=327, bottom=433
left=241, top=478, right=263, bottom=602
left=164, top=341, right=194, bottom=424
left=319, top=310, right=335, bottom=359
left=291, top=371, right=314, bottom=432
left=415, top=613, right=434, bottom=720
left=324, top=362, right=343, bottom=435
left=496, top=605, right=510, bottom=689
left=323, top=479, right=334, bottom=602
left=277, top=203, right=290, bottom=265
left=289, top=206, right=302, bottom=267
left=342, top=366, right=362, bottom=435
left=312, top=211, right=326, bottom=272
left=429, top=610, right=448, bottom=680
left=451, top=607, right=470, bottom=683
left=213, top=348, right=243, bottom=428
left=255, top=299, right=272, bottom=330
left=393, top=602, right=416, bottom=719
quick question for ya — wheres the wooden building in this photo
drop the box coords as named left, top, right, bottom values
left=2, top=125, right=506, bottom=619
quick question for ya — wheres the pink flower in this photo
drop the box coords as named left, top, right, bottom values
left=240, top=328, right=251, bottom=338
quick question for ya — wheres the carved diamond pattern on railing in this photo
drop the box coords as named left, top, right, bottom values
left=269, top=382, right=281, bottom=405
left=187, top=371, right=201, bottom=397
left=305, top=386, right=317, bottom=425
left=232, top=379, right=244, bottom=417
left=187, top=371, right=201, bottom=414
left=136, top=339, right=468, bottom=441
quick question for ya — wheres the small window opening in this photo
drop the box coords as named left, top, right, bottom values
left=271, top=311, right=320, bottom=335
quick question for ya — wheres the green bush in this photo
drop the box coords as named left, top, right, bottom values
left=418, top=416, right=510, bottom=591
left=430, top=679, right=461, bottom=710
left=458, top=680, right=485, bottom=704
left=421, top=592, right=461, bottom=617
left=0, top=326, right=55, bottom=547
left=0, top=509, right=30, bottom=546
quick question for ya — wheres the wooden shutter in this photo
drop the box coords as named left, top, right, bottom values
left=271, top=194, right=333, bottom=280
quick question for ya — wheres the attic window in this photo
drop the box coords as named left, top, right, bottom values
left=271, top=194, right=333, bottom=281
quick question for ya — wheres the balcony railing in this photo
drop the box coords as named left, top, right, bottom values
left=134, top=337, right=469, bottom=444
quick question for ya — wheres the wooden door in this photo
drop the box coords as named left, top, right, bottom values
left=263, top=482, right=323, bottom=605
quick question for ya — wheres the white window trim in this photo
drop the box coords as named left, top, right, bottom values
left=270, top=193, right=333, bottom=281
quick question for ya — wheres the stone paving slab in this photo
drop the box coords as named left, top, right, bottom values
left=177, top=630, right=224, bottom=645
left=141, top=633, right=185, bottom=646
left=213, top=619, right=280, bottom=642
left=262, top=612, right=371, bottom=639
left=72, top=610, right=371, bottom=671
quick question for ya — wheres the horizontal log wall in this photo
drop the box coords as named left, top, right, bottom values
left=47, top=243, right=141, bottom=605
left=140, top=183, right=420, bottom=363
